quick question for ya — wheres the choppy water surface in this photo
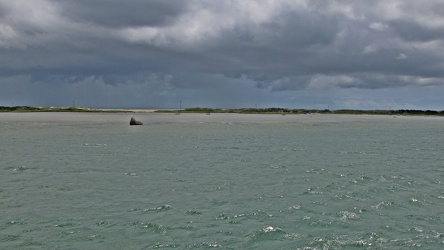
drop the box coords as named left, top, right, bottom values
left=1, top=113, right=443, bottom=249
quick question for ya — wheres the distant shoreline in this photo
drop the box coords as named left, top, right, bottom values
left=0, top=106, right=156, bottom=113
left=1, top=106, right=444, bottom=116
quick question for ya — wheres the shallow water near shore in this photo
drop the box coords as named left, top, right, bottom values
left=1, top=112, right=443, bottom=249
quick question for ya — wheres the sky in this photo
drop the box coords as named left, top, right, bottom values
left=1, top=0, right=444, bottom=110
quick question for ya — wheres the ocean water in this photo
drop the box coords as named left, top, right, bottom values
left=1, top=112, right=443, bottom=249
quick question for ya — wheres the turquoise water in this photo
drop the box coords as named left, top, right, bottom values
left=1, top=113, right=443, bottom=249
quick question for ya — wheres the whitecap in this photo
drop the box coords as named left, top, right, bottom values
left=339, top=211, right=360, bottom=221
left=288, top=204, right=301, bottom=210
left=263, top=226, right=276, bottom=233
left=143, top=204, right=172, bottom=212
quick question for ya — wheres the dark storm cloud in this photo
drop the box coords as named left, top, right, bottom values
left=390, top=20, right=444, bottom=42
left=56, top=0, right=187, bottom=28
left=1, top=0, right=444, bottom=109
left=206, top=8, right=340, bottom=73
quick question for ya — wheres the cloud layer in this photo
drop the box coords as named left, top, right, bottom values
left=1, top=0, right=444, bottom=109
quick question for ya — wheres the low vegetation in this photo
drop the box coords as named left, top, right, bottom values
left=0, top=106, right=126, bottom=113
left=159, top=107, right=444, bottom=116
left=1, top=106, right=444, bottom=116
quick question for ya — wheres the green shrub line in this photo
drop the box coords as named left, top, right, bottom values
left=0, top=106, right=128, bottom=113
left=158, top=107, right=444, bottom=116
left=1, top=106, right=443, bottom=116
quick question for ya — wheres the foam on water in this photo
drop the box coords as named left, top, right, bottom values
left=1, top=113, right=443, bottom=249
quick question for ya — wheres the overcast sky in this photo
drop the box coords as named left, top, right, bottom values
left=1, top=0, right=444, bottom=109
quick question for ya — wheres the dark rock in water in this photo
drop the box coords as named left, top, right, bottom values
left=130, top=117, right=143, bottom=125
